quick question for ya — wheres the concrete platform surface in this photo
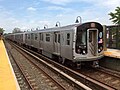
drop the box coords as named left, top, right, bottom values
left=104, top=49, right=120, bottom=59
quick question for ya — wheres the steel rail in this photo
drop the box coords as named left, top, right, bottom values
left=9, top=41, right=92, bottom=90
left=99, top=66, right=120, bottom=78
left=7, top=46, right=35, bottom=90
left=8, top=40, right=116, bottom=90
left=10, top=42, right=68, bottom=90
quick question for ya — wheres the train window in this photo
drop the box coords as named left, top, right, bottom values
left=31, top=33, right=34, bottom=39
left=58, top=34, right=60, bottom=43
left=18, top=35, right=19, bottom=39
left=42, top=34, right=43, bottom=41
left=40, top=33, right=41, bottom=40
left=89, top=31, right=92, bottom=42
left=39, top=33, right=43, bottom=41
left=77, top=30, right=86, bottom=46
left=35, top=34, right=38, bottom=40
left=25, top=34, right=27, bottom=39
left=66, top=33, right=70, bottom=45
left=28, top=34, right=30, bottom=39
left=46, top=33, right=50, bottom=42
left=55, top=33, right=57, bottom=42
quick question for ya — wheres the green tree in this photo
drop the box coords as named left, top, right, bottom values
left=109, top=7, right=120, bottom=25
left=0, top=28, right=5, bottom=34
left=12, top=28, right=22, bottom=33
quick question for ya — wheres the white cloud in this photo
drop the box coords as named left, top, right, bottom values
left=101, top=0, right=120, bottom=12
left=47, top=5, right=77, bottom=14
left=43, top=0, right=120, bottom=10
left=27, top=7, right=36, bottom=11
left=56, top=14, right=63, bottom=17
left=82, top=0, right=120, bottom=10
left=0, top=6, right=52, bottom=33
left=1, top=0, right=120, bottom=33
left=47, top=6, right=65, bottom=10
left=43, top=0, right=73, bottom=5
left=98, top=0, right=120, bottom=6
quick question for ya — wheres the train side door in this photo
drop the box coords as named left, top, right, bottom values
left=39, top=33, right=44, bottom=49
left=31, top=33, right=34, bottom=46
left=25, top=34, right=27, bottom=43
left=54, top=32, right=60, bottom=54
left=88, top=29, right=98, bottom=56
left=39, top=33, right=42, bottom=48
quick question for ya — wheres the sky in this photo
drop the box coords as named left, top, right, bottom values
left=0, top=0, right=120, bottom=33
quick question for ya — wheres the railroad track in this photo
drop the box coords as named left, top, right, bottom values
left=6, top=41, right=71, bottom=90
left=5, top=41, right=34, bottom=90
left=99, top=66, right=120, bottom=79
left=76, top=67, right=120, bottom=90
left=6, top=40, right=117, bottom=90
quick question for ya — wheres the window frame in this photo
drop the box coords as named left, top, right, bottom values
left=28, top=34, right=30, bottom=39
left=46, top=33, right=50, bottom=42
left=39, top=33, right=44, bottom=41
left=34, top=33, right=38, bottom=40
left=58, top=34, right=60, bottom=43
left=66, top=33, right=70, bottom=45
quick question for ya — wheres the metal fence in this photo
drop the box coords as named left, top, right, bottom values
left=106, top=25, right=120, bottom=49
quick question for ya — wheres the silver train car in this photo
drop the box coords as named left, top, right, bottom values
left=6, top=22, right=104, bottom=67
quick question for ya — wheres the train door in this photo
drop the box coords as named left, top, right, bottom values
left=39, top=33, right=44, bottom=49
left=25, top=34, right=27, bottom=44
left=31, top=33, right=34, bottom=46
left=39, top=33, right=42, bottom=48
left=54, top=32, right=60, bottom=54
left=88, top=29, right=98, bottom=56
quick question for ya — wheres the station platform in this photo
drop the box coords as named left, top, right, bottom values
left=0, top=40, right=20, bottom=90
left=104, top=48, right=120, bottom=59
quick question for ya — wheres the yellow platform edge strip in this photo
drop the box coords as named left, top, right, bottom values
left=0, top=40, right=20, bottom=90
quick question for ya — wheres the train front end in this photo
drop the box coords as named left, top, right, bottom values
left=73, top=22, right=104, bottom=65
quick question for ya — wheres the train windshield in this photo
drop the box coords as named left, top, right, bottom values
left=76, top=29, right=87, bottom=54
left=76, top=30, right=86, bottom=46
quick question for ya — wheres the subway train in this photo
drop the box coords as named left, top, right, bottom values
left=6, top=22, right=104, bottom=68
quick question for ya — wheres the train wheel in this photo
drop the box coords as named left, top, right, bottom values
left=75, top=62, right=81, bottom=69
left=93, top=60, right=99, bottom=68
left=58, top=57, right=65, bottom=64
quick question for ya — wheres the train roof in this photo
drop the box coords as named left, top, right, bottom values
left=8, top=22, right=102, bottom=35
left=31, top=22, right=102, bottom=33
left=34, top=24, right=77, bottom=32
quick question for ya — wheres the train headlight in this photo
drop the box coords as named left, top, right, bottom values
left=98, top=49, right=101, bottom=52
left=82, top=50, right=86, bottom=55
left=83, top=45, right=86, bottom=48
left=100, top=46, right=103, bottom=51
left=77, top=49, right=81, bottom=53
left=79, top=46, right=81, bottom=48
left=83, top=50, right=85, bottom=54
left=98, top=47, right=103, bottom=53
